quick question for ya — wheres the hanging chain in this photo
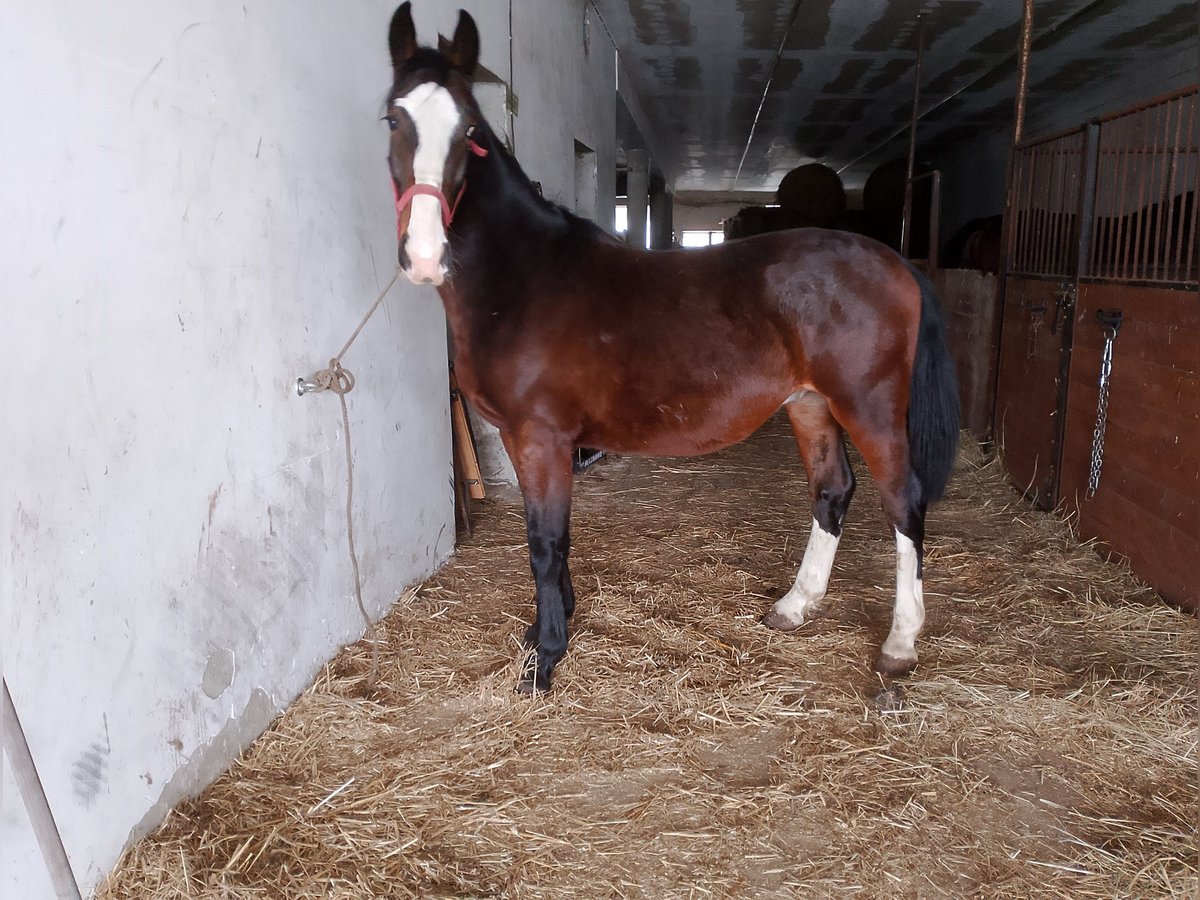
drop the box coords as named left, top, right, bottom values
left=1087, top=309, right=1123, bottom=499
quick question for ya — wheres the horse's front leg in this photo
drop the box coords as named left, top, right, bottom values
left=500, top=430, right=574, bottom=694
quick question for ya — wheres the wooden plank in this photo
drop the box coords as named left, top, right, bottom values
left=1070, top=486, right=1199, bottom=610
left=1060, top=436, right=1200, bottom=538
left=1064, top=394, right=1199, bottom=497
left=933, top=269, right=999, bottom=439
left=1070, top=311, right=1200, bottom=374
left=1068, top=347, right=1199, bottom=423
left=1072, top=322, right=1200, bottom=375
left=995, top=278, right=1065, bottom=501
left=1066, top=361, right=1200, bottom=442
left=1058, top=282, right=1200, bottom=610
left=450, top=375, right=486, bottom=501
left=1078, top=281, right=1200, bottom=329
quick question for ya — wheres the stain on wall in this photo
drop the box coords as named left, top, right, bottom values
left=71, top=740, right=109, bottom=808
left=201, top=647, right=235, bottom=699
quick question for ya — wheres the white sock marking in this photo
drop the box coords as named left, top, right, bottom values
left=773, top=518, right=840, bottom=625
left=882, top=528, right=924, bottom=662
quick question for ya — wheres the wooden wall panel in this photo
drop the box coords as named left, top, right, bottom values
left=932, top=268, right=999, bottom=440
left=1059, top=282, right=1199, bottom=610
left=994, top=277, right=1068, bottom=506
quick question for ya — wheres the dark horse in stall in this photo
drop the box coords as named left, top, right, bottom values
left=384, top=4, right=959, bottom=693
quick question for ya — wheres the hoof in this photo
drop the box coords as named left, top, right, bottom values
left=761, top=610, right=804, bottom=632
left=515, top=673, right=552, bottom=696
left=873, top=652, right=918, bottom=678
left=516, top=672, right=552, bottom=696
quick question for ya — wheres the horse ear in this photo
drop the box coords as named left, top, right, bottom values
left=447, top=10, right=479, bottom=77
left=388, top=3, right=418, bottom=78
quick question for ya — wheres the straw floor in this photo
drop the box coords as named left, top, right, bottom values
left=100, top=415, right=1197, bottom=898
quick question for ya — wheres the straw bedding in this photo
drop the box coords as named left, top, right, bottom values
left=100, top=414, right=1197, bottom=898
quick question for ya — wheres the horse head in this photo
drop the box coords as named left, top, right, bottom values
left=385, top=3, right=482, bottom=286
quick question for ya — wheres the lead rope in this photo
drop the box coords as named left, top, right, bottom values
left=298, top=268, right=401, bottom=696
left=1086, top=309, right=1123, bottom=499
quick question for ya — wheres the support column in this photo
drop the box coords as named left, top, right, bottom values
left=626, top=149, right=648, bottom=250
left=649, top=174, right=674, bottom=249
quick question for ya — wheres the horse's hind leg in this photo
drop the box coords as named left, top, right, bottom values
left=835, top=402, right=927, bottom=677
left=500, top=429, right=574, bottom=694
left=763, top=393, right=856, bottom=630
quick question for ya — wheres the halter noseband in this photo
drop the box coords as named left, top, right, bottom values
left=391, top=134, right=489, bottom=243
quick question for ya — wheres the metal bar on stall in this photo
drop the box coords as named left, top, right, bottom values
left=989, top=0, right=1036, bottom=441
left=1076, top=123, right=1102, bottom=281
left=1056, top=140, right=1071, bottom=273
left=1139, top=101, right=1165, bottom=278
left=1114, top=113, right=1136, bottom=279
left=1151, top=95, right=1175, bottom=280
left=1176, top=94, right=1197, bottom=279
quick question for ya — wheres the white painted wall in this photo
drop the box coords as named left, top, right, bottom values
left=2, top=3, right=455, bottom=893
left=513, top=1, right=617, bottom=230
left=1, top=2, right=618, bottom=895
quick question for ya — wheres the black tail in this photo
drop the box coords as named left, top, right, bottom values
left=905, top=263, right=960, bottom=502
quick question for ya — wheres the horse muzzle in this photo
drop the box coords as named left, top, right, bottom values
left=403, top=242, right=446, bottom=285
left=394, top=182, right=451, bottom=286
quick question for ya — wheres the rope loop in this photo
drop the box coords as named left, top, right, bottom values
left=310, top=358, right=356, bottom=396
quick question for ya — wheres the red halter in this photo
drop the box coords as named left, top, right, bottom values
left=391, top=138, right=489, bottom=243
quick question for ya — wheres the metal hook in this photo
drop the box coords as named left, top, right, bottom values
left=296, top=377, right=319, bottom=396
left=1095, top=307, right=1123, bottom=336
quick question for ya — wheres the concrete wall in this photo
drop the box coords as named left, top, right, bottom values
left=514, top=1, right=617, bottom=231
left=1, top=1, right=617, bottom=895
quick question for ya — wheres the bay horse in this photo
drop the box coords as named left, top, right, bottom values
left=384, top=4, right=959, bottom=694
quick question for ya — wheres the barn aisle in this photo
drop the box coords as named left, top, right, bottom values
left=100, top=416, right=1197, bottom=898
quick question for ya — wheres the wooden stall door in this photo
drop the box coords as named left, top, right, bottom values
left=933, top=268, right=1000, bottom=440
left=994, top=276, right=1074, bottom=506
left=1059, top=283, right=1199, bottom=609
left=996, top=126, right=1087, bottom=508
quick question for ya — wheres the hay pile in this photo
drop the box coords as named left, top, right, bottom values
left=100, top=416, right=1198, bottom=898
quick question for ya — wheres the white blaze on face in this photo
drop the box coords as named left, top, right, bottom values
left=394, top=83, right=461, bottom=283
left=881, top=528, right=924, bottom=664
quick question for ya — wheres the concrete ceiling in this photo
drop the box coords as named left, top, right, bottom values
left=595, top=0, right=1197, bottom=192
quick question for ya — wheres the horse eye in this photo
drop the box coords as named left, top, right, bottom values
left=381, top=116, right=398, bottom=131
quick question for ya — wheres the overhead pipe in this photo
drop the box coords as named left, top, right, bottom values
left=987, top=0, right=1037, bottom=444
left=1010, top=0, right=1036, bottom=144
left=733, top=0, right=804, bottom=187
